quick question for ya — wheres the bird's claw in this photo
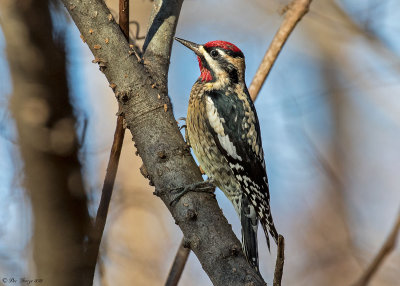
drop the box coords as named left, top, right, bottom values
left=170, top=179, right=215, bottom=206
left=178, top=117, right=186, bottom=122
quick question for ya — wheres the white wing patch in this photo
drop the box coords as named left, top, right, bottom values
left=206, top=97, right=242, bottom=161
left=230, top=162, right=244, bottom=171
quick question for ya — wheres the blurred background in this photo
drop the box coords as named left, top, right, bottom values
left=1, top=0, right=400, bottom=285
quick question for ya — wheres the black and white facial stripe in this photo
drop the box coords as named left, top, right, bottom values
left=199, top=46, right=243, bottom=85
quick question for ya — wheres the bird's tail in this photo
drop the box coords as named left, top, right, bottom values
left=259, top=205, right=279, bottom=252
left=240, top=195, right=260, bottom=272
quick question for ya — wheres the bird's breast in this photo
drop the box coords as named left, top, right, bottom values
left=186, top=84, right=240, bottom=199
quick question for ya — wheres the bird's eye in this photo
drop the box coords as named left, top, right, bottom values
left=210, top=50, right=219, bottom=58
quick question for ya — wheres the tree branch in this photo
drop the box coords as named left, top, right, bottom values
left=249, top=0, right=312, bottom=101
left=62, top=0, right=265, bottom=284
left=165, top=238, right=191, bottom=286
left=142, top=0, right=184, bottom=86
left=86, top=115, right=125, bottom=282
left=273, top=235, right=285, bottom=286
left=352, top=210, right=400, bottom=286
left=119, top=0, right=129, bottom=38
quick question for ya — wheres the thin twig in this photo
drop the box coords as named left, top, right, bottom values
left=86, top=115, right=125, bottom=282
left=165, top=238, right=191, bottom=286
left=85, top=1, right=128, bottom=282
left=108, top=6, right=143, bottom=55
left=94, top=117, right=125, bottom=242
left=352, top=210, right=400, bottom=286
left=119, top=0, right=129, bottom=39
left=129, top=20, right=146, bottom=40
left=249, top=0, right=312, bottom=101
left=273, top=235, right=285, bottom=286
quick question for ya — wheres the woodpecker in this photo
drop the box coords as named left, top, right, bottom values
left=175, top=37, right=279, bottom=271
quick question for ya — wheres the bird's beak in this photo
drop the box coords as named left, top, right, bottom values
left=175, top=37, right=202, bottom=57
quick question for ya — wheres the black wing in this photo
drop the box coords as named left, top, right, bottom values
left=204, top=87, right=278, bottom=248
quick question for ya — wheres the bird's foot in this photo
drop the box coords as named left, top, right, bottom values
left=177, top=117, right=186, bottom=130
left=170, top=178, right=215, bottom=206
left=177, top=117, right=190, bottom=145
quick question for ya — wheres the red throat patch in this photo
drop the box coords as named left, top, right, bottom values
left=197, top=56, right=212, bottom=82
left=203, top=40, right=242, bottom=53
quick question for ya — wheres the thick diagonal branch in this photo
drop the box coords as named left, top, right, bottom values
left=62, top=0, right=265, bottom=284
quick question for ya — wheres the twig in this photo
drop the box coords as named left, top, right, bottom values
left=165, top=238, right=190, bottom=286
left=352, top=210, right=400, bottom=286
left=86, top=115, right=125, bottom=282
left=129, top=20, right=146, bottom=40
left=85, top=1, right=128, bottom=282
left=119, top=0, right=129, bottom=39
left=249, top=0, right=312, bottom=101
left=273, top=235, right=285, bottom=286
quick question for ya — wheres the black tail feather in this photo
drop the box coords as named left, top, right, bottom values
left=260, top=212, right=279, bottom=251
left=240, top=195, right=259, bottom=272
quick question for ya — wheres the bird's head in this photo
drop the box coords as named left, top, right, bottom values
left=175, top=37, right=245, bottom=86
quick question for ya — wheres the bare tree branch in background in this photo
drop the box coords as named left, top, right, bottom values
left=61, top=0, right=267, bottom=284
left=352, top=210, right=400, bottom=286
left=328, top=1, right=400, bottom=74
left=86, top=117, right=125, bottom=282
left=86, top=116, right=125, bottom=283
left=165, top=239, right=190, bottom=286
left=0, top=0, right=91, bottom=285
left=119, top=0, right=129, bottom=38
left=287, top=1, right=400, bottom=283
left=249, top=0, right=312, bottom=101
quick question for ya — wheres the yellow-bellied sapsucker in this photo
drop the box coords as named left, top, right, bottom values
left=175, top=37, right=279, bottom=272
